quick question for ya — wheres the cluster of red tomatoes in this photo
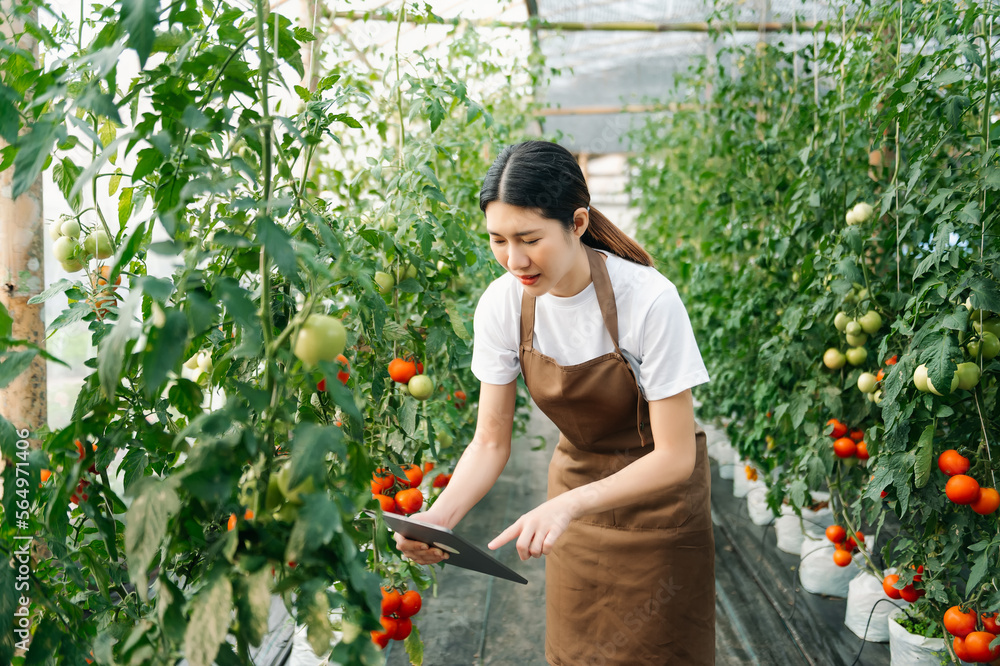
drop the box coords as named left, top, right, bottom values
left=882, top=565, right=926, bottom=603
left=938, top=450, right=1000, bottom=515
left=824, top=525, right=864, bottom=567
left=826, top=419, right=869, bottom=460
left=944, top=605, right=1000, bottom=662
left=371, top=587, right=422, bottom=648
left=372, top=465, right=425, bottom=515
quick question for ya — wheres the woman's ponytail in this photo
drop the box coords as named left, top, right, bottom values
left=582, top=206, right=654, bottom=267
left=480, top=140, right=655, bottom=267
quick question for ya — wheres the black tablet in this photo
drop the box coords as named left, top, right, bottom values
left=372, top=511, right=528, bottom=585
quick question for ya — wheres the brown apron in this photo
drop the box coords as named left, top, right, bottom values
left=519, top=247, right=715, bottom=665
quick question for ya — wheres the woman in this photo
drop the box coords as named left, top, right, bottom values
left=395, top=140, right=715, bottom=665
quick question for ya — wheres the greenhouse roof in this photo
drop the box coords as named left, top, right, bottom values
left=531, top=0, right=846, bottom=153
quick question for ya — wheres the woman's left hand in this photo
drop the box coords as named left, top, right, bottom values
left=487, top=495, right=575, bottom=560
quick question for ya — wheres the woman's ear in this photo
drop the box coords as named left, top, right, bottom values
left=572, top=207, right=590, bottom=238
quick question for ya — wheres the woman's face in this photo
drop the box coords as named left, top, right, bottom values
left=484, top=201, right=590, bottom=298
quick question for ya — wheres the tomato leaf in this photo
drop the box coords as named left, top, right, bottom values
left=120, top=0, right=161, bottom=67
left=912, top=424, right=934, bottom=489
left=286, top=494, right=342, bottom=563
left=924, top=334, right=958, bottom=397
left=405, top=625, right=424, bottom=665
left=965, top=545, right=991, bottom=597
left=141, top=310, right=188, bottom=399
left=183, top=571, right=233, bottom=666
left=12, top=116, right=59, bottom=199
left=302, top=587, right=333, bottom=656
left=0, top=301, right=11, bottom=339
left=233, top=567, right=271, bottom=647
left=0, top=350, right=37, bottom=390
left=125, top=478, right=180, bottom=602
left=98, top=286, right=143, bottom=399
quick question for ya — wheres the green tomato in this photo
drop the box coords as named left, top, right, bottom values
left=59, top=219, right=81, bottom=239
left=264, top=474, right=285, bottom=512
left=275, top=464, right=317, bottom=505
left=846, top=347, right=868, bottom=366
left=408, top=374, right=433, bottom=400
left=292, top=314, right=346, bottom=367
left=48, top=222, right=65, bottom=241
left=956, top=362, right=981, bottom=391
left=857, top=372, right=877, bottom=393
left=846, top=332, right=868, bottom=347
left=982, top=332, right=1000, bottom=360
left=845, top=209, right=859, bottom=225
left=834, top=312, right=851, bottom=332
left=972, top=317, right=1000, bottom=339
left=823, top=348, right=846, bottom=370
left=845, top=321, right=862, bottom=336
left=59, top=258, right=84, bottom=273
left=873, top=390, right=883, bottom=405
left=273, top=502, right=300, bottom=523
left=438, top=432, right=454, bottom=447
left=52, top=236, right=79, bottom=262
left=852, top=202, right=874, bottom=223
left=913, top=364, right=929, bottom=392
left=374, top=271, right=395, bottom=295
left=859, top=310, right=882, bottom=335
left=83, top=230, right=113, bottom=259
left=396, top=264, right=418, bottom=283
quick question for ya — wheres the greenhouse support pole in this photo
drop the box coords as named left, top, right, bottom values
left=0, top=1, right=47, bottom=439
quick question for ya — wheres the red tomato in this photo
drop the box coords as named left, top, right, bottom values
left=855, top=441, right=869, bottom=460
left=394, top=488, right=424, bottom=515
left=953, top=636, right=971, bottom=661
left=432, top=473, right=451, bottom=488
left=833, top=437, right=857, bottom=458
left=381, top=587, right=401, bottom=616
left=825, top=525, right=847, bottom=544
left=943, top=606, right=978, bottom=638
left=964, top=631, right=1000, bottom=662
left=393, top=617, right=412, bottom=641
left=899, top=585, right=923, bottom=603
left=882, top=574, right=901, bottom=599
left=946, top=475, right=981, bottom=505
left=938, top=449, right=971, bottom=476
left=827, top=419, right=848, bottom=439
left=397, top=590, right=422, bottom=618
left=981, top=613, right=1000, bottom=634
left=396, top=464, right=423, bottom=488
left=971, top=487, right=1000, bottom=515
left=849, top=429, right=864, bottom=442
left=370, top=630, right=390, bottom=649
left=832, top=549, right=853, bottom=567
left=374, top=494, right=397, bottom=513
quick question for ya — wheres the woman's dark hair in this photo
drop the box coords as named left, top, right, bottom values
left=479, top=140, right=654, bottom=267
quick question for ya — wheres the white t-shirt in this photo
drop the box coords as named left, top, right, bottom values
left=471, top=251, right=710, bottom=401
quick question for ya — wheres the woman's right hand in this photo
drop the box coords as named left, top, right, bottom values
left=393, top=510, right=452, bottom=565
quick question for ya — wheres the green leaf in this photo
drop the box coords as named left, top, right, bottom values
left=0, top=82, right=19, bottom=144
left=967, top=276, right=1000, bottom=313
left=27, top=276, right=71, bottom=306
left=0, top=349, right=37, bottom=389
left=53, top=158, right=83, bottom=211
left=0, top=301, right=12, bottom=338
left=303, top=587, right=332, bottom=656
left=286, top=494, right=342, bottom=562
left=234, top=568, right=271, bottom=647
left=156, top=575, right=187, bottom=645
left=912, top=424, right=934, bottom=489
left=12, top=117, right=59, bottom=199
left=108, top=169, right=122, bottom=196
left=256, top=216, right=298, bottom=282
left=966, top=546, right=990, bottom=597
left=446, top=305, right=471, bottom=341
left=98, top=286, right=143, bottom=398
left=398, top=399, right=417, bottom=436
left=924, top=334, right=958, bottom=397
left=405, top=625, right=424, bottom=665
left=118, top=186, right=134, bottom=227
left=125, top=478, right=180, bottom=602
left=141, top=310, right=188, bottom=399
left=121, top=0, right=161, bottom=67
left=184, top=572, right=233, bottom=666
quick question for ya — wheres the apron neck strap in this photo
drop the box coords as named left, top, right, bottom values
left=587, top=246, right=622, bottom=351
left=519, top=246, right=621, bottom=352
